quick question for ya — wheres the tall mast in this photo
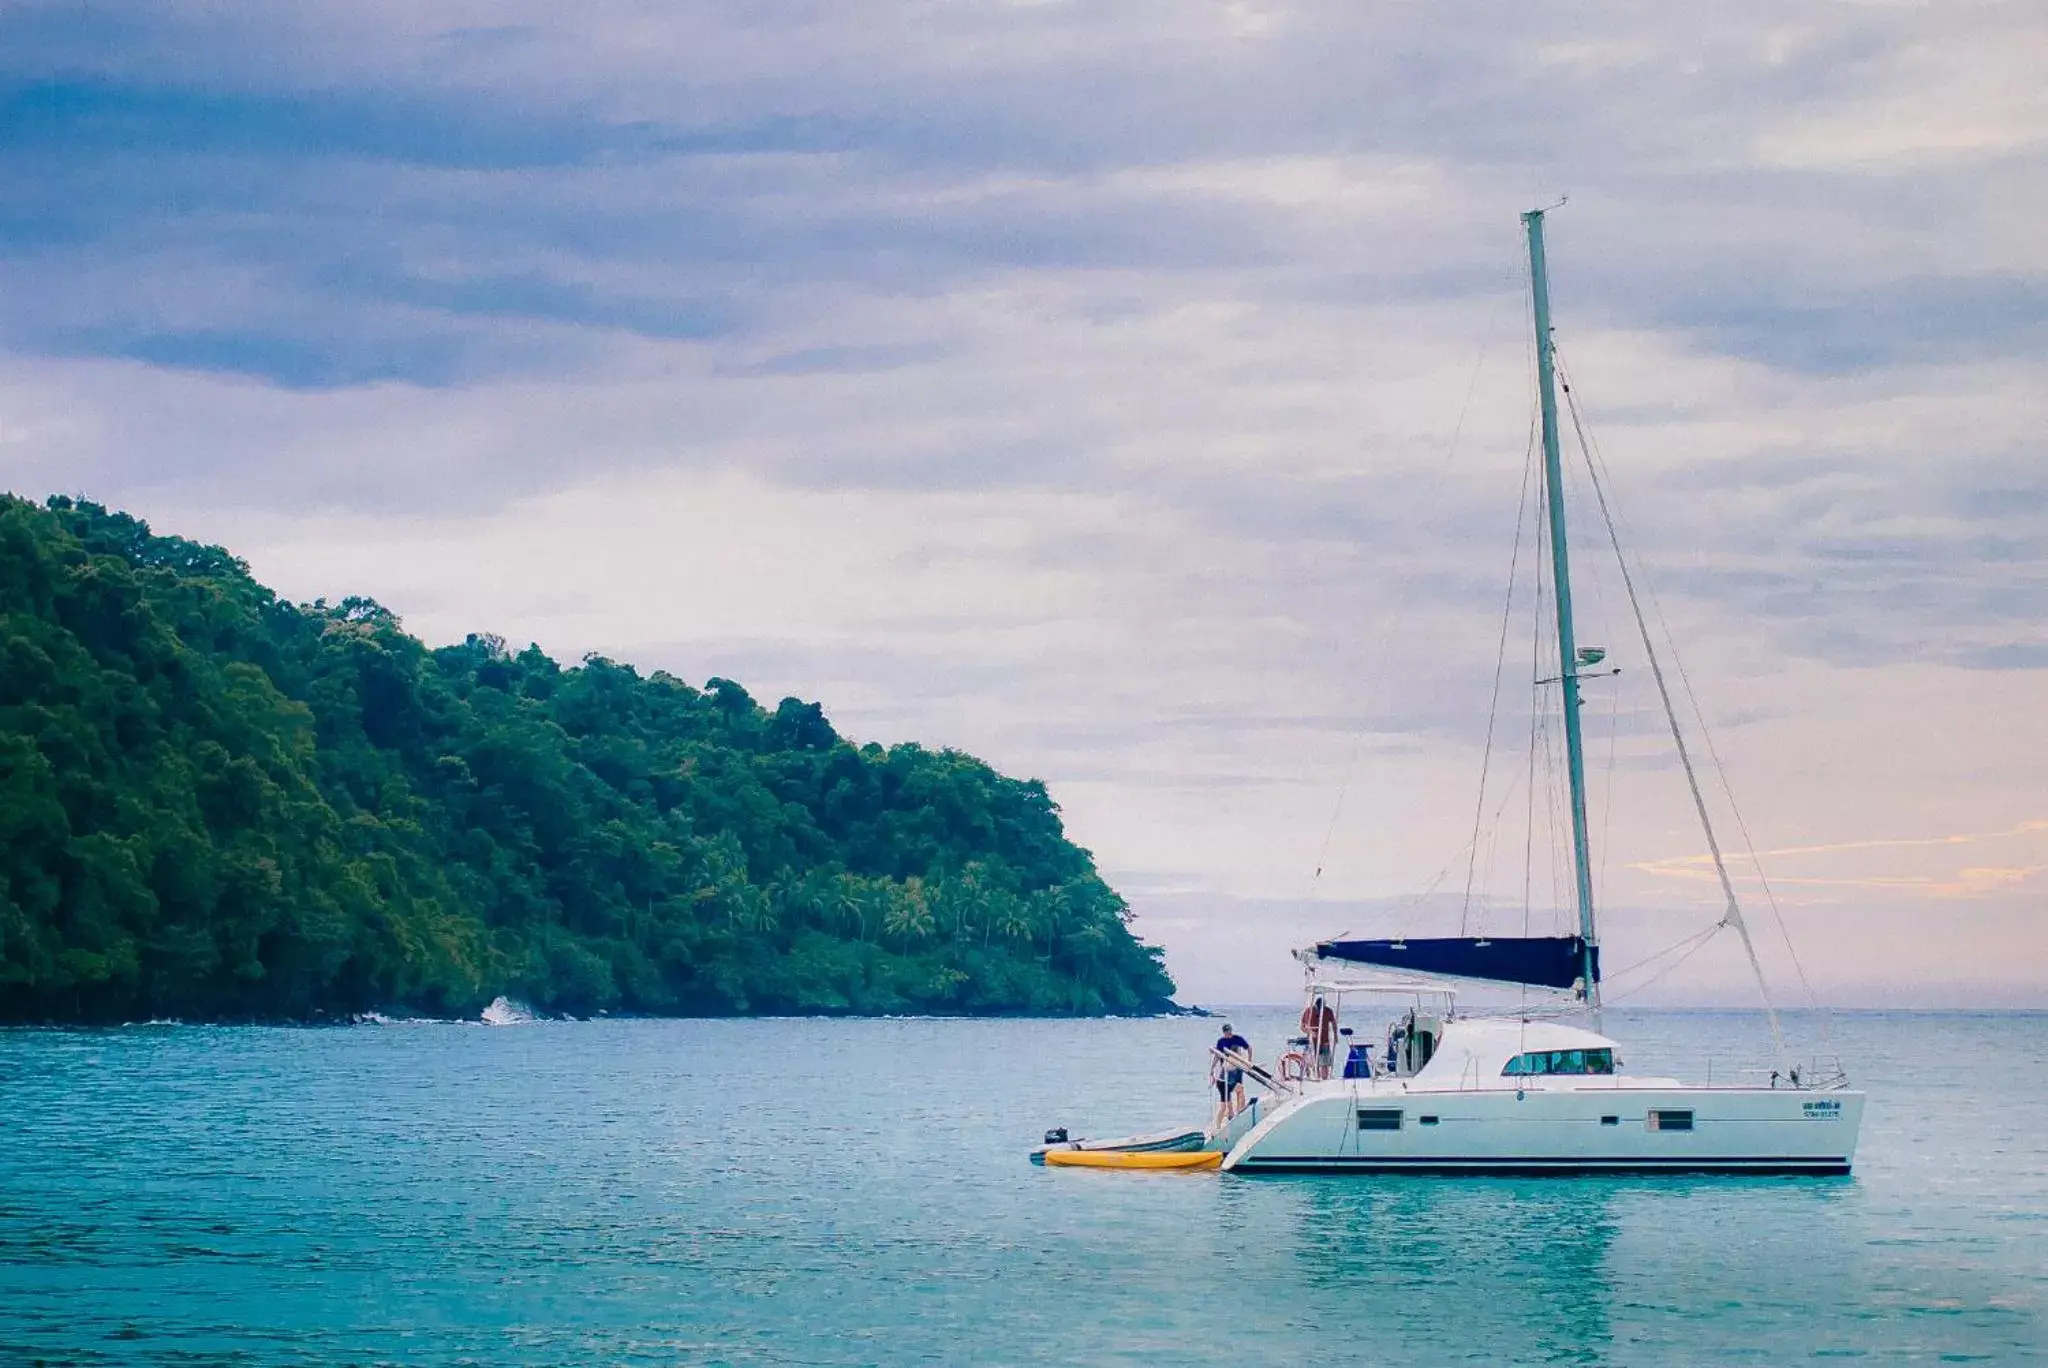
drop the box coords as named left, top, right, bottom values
left=1523, top=208, right=1601, bottom=1023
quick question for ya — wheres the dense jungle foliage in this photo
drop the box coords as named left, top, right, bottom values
left=0, top=495, right=1175, bottom=1022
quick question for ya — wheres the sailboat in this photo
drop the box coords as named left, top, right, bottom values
left=1205, top=210, right=1865, bottom=1175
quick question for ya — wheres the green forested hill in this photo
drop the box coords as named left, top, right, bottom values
left=0, top=495, right=1175, bottom=1022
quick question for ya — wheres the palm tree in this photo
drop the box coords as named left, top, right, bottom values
left=733, top=884, right=778, bottom=936
left=835, top=874, right=871, bottom=943
left=1066, top=921, right=1109, bottom=974
left=884, top=878, right=935, bottom=944
left=791, top=871, right=834, bottom=932
left=950, top=862, right=989, bottom=942
left=1036, top=884, right=1072, bottom=960
left=992, top=894, right=1035, bottom=944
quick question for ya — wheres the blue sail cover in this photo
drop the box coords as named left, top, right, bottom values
left=1312, top=936, right=1598, bottom=992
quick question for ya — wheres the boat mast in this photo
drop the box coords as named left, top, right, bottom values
left=1523, top=208, right=1601, bottom=1024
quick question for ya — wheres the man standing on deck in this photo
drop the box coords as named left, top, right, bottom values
left=1212, top=1023, right=1253, bottom=1124
left=1300, top=995, right=1338, bottom=1080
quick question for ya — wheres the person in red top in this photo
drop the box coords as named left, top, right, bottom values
left=1300, top=995, right=1338, bottom=1080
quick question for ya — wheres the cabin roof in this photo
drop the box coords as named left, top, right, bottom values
left=1413, top=1016, right=1619, bottom=1084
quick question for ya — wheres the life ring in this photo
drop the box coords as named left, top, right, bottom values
left=1279, top=1052, right=1308, bottom=1082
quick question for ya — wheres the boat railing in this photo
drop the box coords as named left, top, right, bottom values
left=1212, top=1046, right=1297, bottom=1099
left=1801, top=1055, right=1851, bottom=1091
left=1693, top=1054, right=1851, bottom=1090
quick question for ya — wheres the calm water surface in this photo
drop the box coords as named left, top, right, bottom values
left=2, top=1010, right=2043, bottom=1365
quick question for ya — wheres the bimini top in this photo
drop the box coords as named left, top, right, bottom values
left=1310, top=935, right=1598, bottom=993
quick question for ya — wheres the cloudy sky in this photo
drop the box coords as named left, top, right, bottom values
left=4, top=1, right=2044, bottom=1006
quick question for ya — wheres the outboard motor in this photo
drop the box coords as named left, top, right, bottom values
left=1043, top=1127, right=1069, bottom=1146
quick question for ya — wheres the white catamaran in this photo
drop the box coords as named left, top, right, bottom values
left=1040, top=209, right=1864, bottom=1176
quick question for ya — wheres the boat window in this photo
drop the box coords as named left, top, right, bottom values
left=1502, top=1047, right=1615, bottom=1077
left=1600, top=1115, right=1619, bottom=1126
left=1648, top=1109, right=1694, bottom=1132
left=1419, top=1115, right=1440, bottom=1126
left=1356, top=1108, right=1403, bottom=1131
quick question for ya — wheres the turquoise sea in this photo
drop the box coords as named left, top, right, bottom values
left=2, top=1010, right=2043, bottom=1365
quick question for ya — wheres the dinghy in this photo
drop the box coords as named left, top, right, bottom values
left=1029, top=1126, right=1207, bottom=1166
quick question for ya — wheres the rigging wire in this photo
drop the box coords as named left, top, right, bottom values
left=1460, top=408, right=1541, bottom=934
left=1603, top=922, right=1724, bottom=984
left=1597, top=658, right=1624, bottom=905
left=1556, top=351, right=1830, bottom=1044
left=1429, top=765, right=1539, bottom=898
left=1523, top=502, right=1548, bottom=939
left=1558, top=424, right=1623, bottom=910
left=1605, top=917, right=1720, bottom=982
left=1305, top=304, right=1506, bottom=894
left=1534, top=565, right=1571, bottom=930
left=1473, top=757, right=1531, bottom=928
left=1554, top=354, right=1793, bottom=1072
left=1448, top=740, right=1538, bottom=933
left=1604, top=924, right=1727, bottom=1004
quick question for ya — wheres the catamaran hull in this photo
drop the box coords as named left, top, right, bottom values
left=1221, top=1086, right=1863, bottom=1177
left=1227, top=1157, right=1850, bottom=1176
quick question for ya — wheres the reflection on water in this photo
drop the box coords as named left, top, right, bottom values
left=1281, top=1180, right=1620, bottom=1361
left=0, top=1011, right=2041, bottom=1365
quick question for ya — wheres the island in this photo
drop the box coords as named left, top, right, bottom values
left=0, top=495, right=1176, bottom=1023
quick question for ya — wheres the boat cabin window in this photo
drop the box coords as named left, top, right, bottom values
left=1501, top=1047, right=1615, bottom=1077
left=1647, top=1109, right=1694, bottom=1132
left=1356, top=1108, right=1403, bottom=1131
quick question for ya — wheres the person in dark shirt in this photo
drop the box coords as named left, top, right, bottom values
left=1212, top=1024, right=1253, bottom=1122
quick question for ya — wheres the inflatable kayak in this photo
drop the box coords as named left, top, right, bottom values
left=1043, top=1149, right=1222, bottom=1171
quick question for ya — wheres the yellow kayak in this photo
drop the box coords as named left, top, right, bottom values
left=1042, top=1149, right=1223, bottom=1171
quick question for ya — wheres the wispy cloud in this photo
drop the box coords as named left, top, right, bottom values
left=1630, top=821, right=2048, bottom=900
